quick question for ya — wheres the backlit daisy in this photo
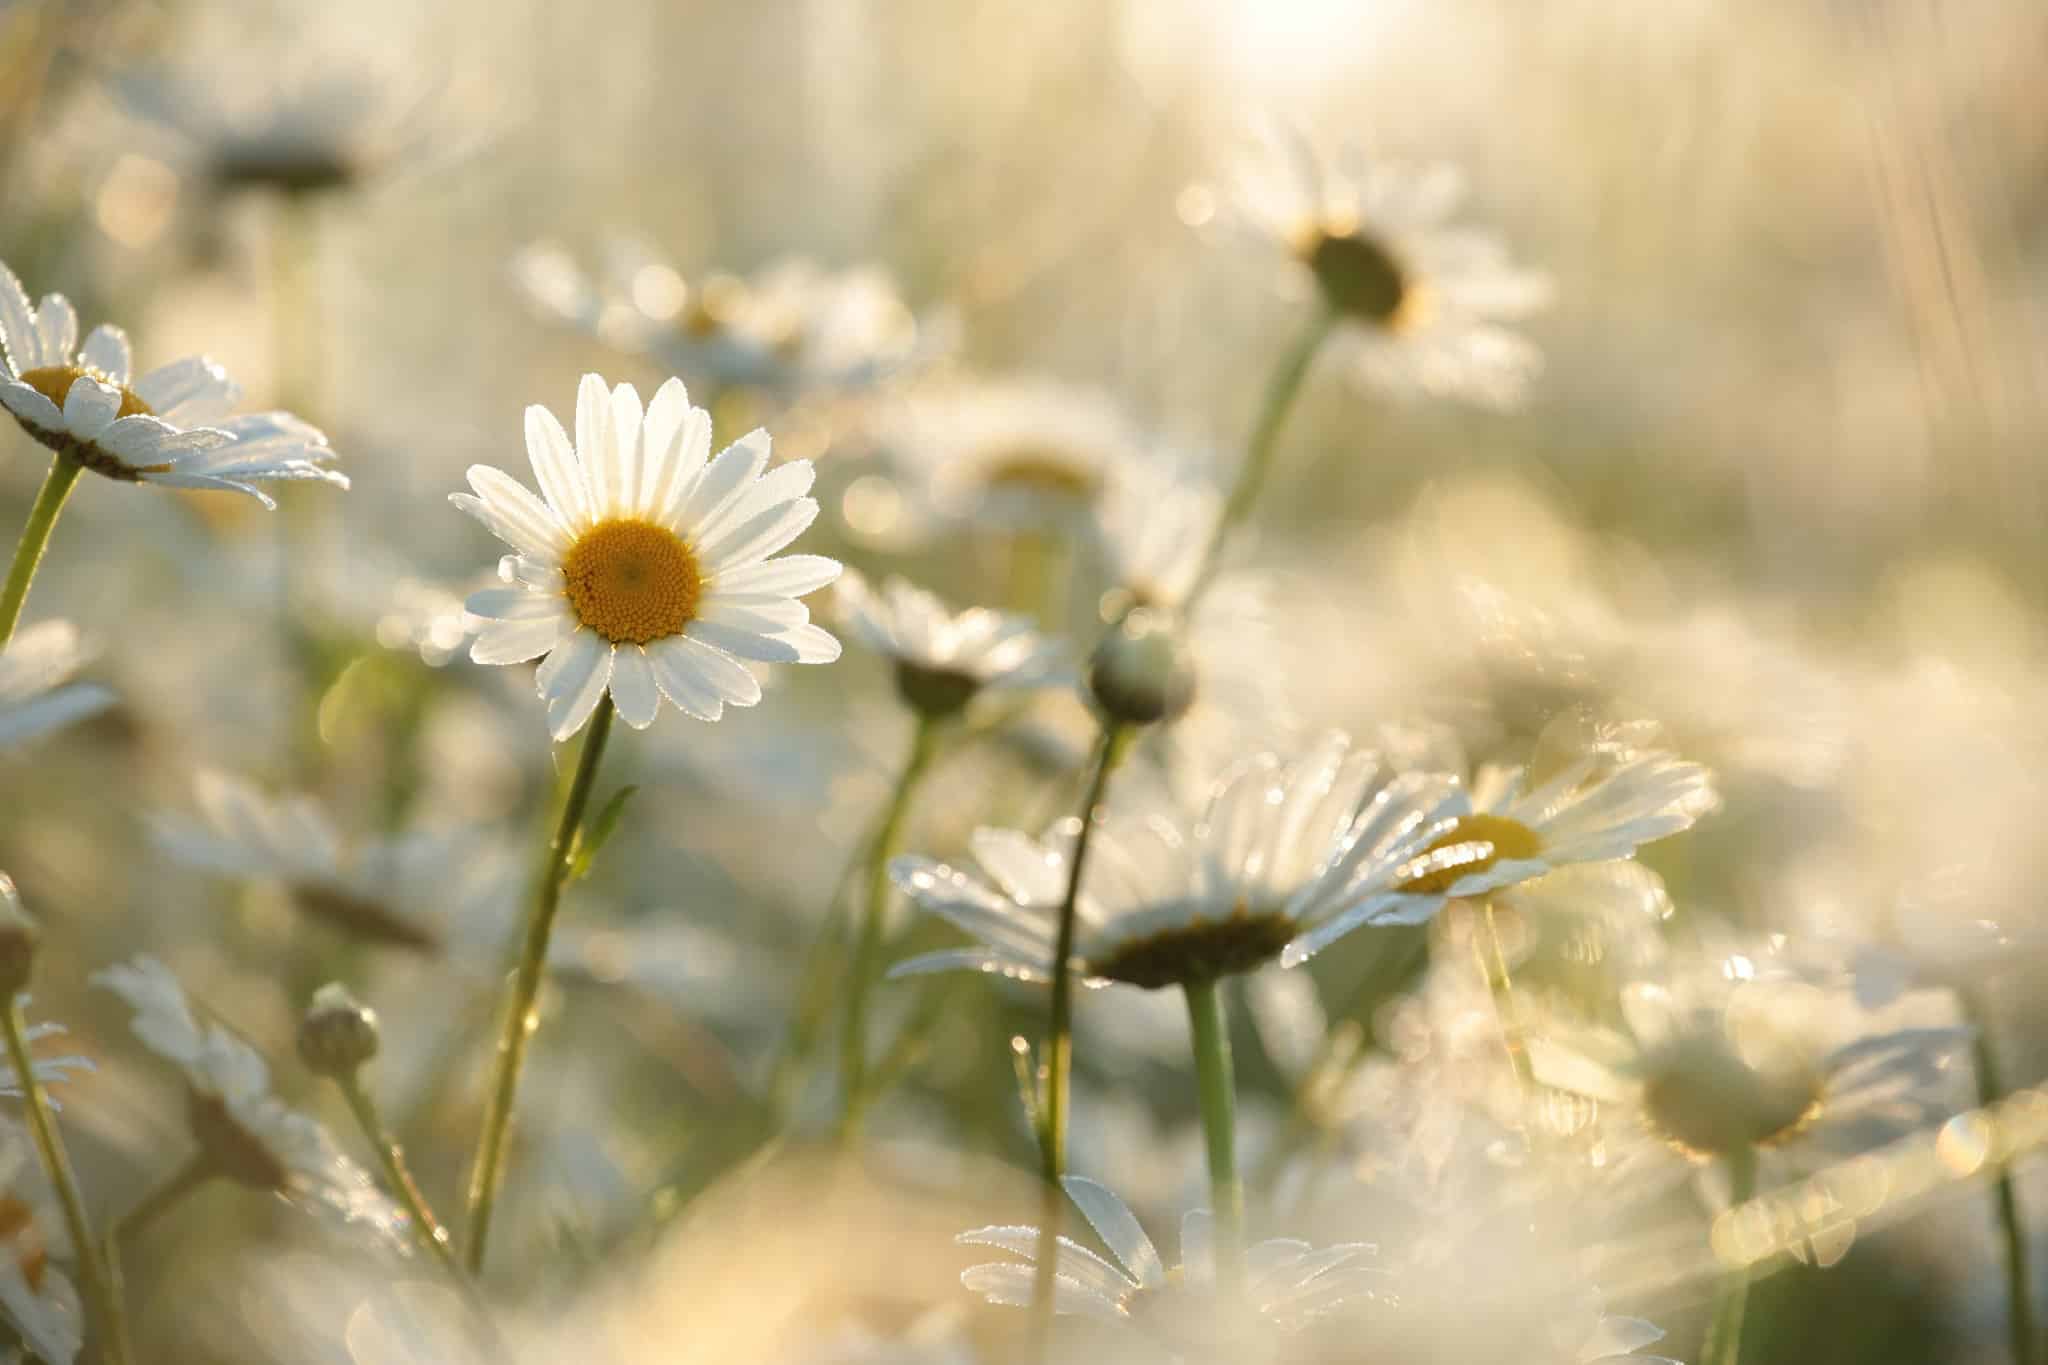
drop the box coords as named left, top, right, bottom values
left=1094, top=452, right=1222, bottom=613
left=836, top=569, right=1064, bottom=717
left=891, top=732, right=1464, bottom=989
left=0, top=621, right=112, bottom=752
left=0, top=1128, right=81, bottom=1365
left=1216, top=130, right=1553, bottom=410
left=92, top=956, right=412, bottom=1250
left=453, top=373, right=842, bottom=740
left=0, top=259, right=344, bottom=504
left=959, top=1175, right=1380, bottom=1358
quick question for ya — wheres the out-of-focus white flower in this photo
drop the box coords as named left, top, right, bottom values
left=892, top=732, right=1464, bottom=988
left=959, top=1175, right=1380, bottom=1359
left=0, top=1127, right=81, bottom=1365
left=0, top=259, right=344, bottom=505
left=151, top=771, right=463, bottom=952
left=91, top=956, right=413, bottom=1251
left=1094, top=453, right=1223, bottom=612
left=514, top=239, right=946, bottom=395
left=836, top=569, right=1065, bottom=715
left=0, top=621, right=112, bottom=752
left=1214, top=129, right=1552, bottom=410
left=452, top=373, right=841, bottom=740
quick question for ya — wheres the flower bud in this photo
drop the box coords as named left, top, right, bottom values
left=0, top=876, right=40, bottom=1000
left=893, top=659, right=981, bottom=719
left=297, top=982, right=380, bottom=1079
left=1087, top=608, right=1196, bottom=726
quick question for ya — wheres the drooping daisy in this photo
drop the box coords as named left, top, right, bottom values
left=0, top=621, right=112, bottom=752
left=1387, top=724, right=1718, bottom=908
left=92, top=955, right=412, bottom=1250
left=0, top=1127, right=81, bottom=1365
left=453, top=373, right=842, bottom=740
left=1213, top=129, right=1553, bottom=410
left=891, top=732, right=1464, bottom=989
left=836, top=569, right=1064, bottom=717
left=0, top=259, right=344, bottom=504
left=514, top=239, right=945, bottom=395
left=150, top=771, right=458, bottom=952
left=959, top=1176, right=1380, bottom=1359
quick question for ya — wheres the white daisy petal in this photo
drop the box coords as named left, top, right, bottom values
left=675, top=430, right=771, bottom=532
left=34, top=294, right=76, bottom=367
left=61, top=375, right=121, bottom=439
left=132, top=356, right=241, bottom=425
left=539, top=630, right=614, bottom=741
left=525, top=403, right=587, bottom=527
left=466, top=465, right=572, bottom=558
left=696, top=494, right=821, bottom=573
left=0, top=379, right=63, bottom=431
left=80, top=325, right=132, bottom=385
left=682, top=619, right=798, bottom=664
left=665, top=635, right=762, bottom=705
left=646, top=637, right=726, bottom=721
left=573, top=372, right=613, bottom=511
left=470, top=616, right=570, bottom=666
left=710, top=554, right=842, bottom=598
left=608, top=645, right=660, bottom=728
left=0, top=259, right=36, bottom=374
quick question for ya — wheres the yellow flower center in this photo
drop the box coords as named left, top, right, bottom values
left=561, top=518, right=702, bottom=645
left=19, top=364, right=154, bottom=419
left=1302, top=229, right=1433, bottom=333
left=1399, top=812, right=1543, bottom=894
left=977, top=448, right=1099, bottom=498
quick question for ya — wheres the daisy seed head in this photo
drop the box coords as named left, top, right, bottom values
left=297, top=983, right=380, bottom=1079
left=1088, top=608, right=1196, bottom=726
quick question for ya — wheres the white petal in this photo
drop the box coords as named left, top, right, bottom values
left=465, top=587, right=565, bottom=621
left=609, top=645, right=660, bottom=728
left=777, top=622, right=841, bottom=663
left=683, top=619, right=798, bottom=664
left=35, top=294, right=76, bottom=366
left=697, top=496, right=821, bottom=574
left=0, top=379, right=63, bottom=430
left=1062, top=1176, right=1165, bottom=1289
left=61, top=376, right=120, bottom=438
left=646, top=637, right=726, bottom=721
left=0, top=260, right=35, bottom=375
left=638, top=376, right=696, bottom=515
left=80, top=325, right=132, bottom=385
left=132, top=356, right=240, bottom=425
left=662, top=634, right=762, bottom=705
left=602, top=381, right=644, bottom=520
left=465, top=465, right=572, bottom=558
left=688, top=459, right=813, bottom=555
left=470, top=615, right=569, bottom=666
left=524, top=403, right=588, bottom=527
left=539, top=630, right=614, bottom=741
left=573, top=373, right=613, bottom=514
left=709, top=554, right=842, bottom=598
left=673, top=430, right=770, bottom=535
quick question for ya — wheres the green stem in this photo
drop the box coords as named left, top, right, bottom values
left=2, top=995, right=128, bottom=1365
left=1960, top=989, right=2039, bottom=1365
left=1030, top=722, right=1128, bottom=1356
left=341, top=1075, right=462, bottom=1278
left=1185, top=977, right=1244, bottom=1290
left=463, top=701, right=617, bottom=1273
left=1703, top=1146, right=1758, bottom=1365
left=0, top=456, right=83, bottom=649
left=838, top=714, right=940, bottom=1138
left=113, top=1156, right=213, bottom=1246
left=1475, top=900, right=1536, bottom=1099
left=1193, top=308, right=1334, bottom=598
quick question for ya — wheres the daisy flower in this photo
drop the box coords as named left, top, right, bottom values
left=151, top=771, right=456, bottom=952
left=0, top=259, right=344, bottom=504
left=0, top=621, right=112, bottom=752
left=91, top=955, right=412, bottom=1250
left=836, top=569, right=1064, bottom=717
left=452, top=373, right=841, bottom=740
left=959, top=1176, right=1380, bottom=1359
left=1094, top=452, right=1223, bottom=613
left=0, top=1129, right=81, bottom=1365
left=891, top=732, right=1464, bottom=989
left=1216, top=129, right=1552, bottom=410
left=513, top=238, right=944, bottom=395
left=1387, top=724, right=1718, bottom=907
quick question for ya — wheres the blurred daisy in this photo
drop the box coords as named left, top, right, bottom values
left=1218, top=131, right=1552, bottom=409
left=0, top=621, right=112, bottom=752
left=892, top=732, right=1464, bottom=988
left=151, top=771, right=453, bottom=953
left=91, top=956, right=412, bottom=1250
left=959, top=1175, right=1379, bottom=1357
left=836, top=569, right=1064, bottom=717
left=452, top=373, right=841, bottom=740
left=1094, top=453, right=1222, bottom=612
left=1532, top=937, right=1966, bottom=1210
left=1390, top=725, right=1717, bottom=905
left=0, top=259, right=344, bottom=504
left=514, top=239, right=944, bottom=394
left=880, top=378, right=1146, bottom=531
left=0, top=1128, right=80, bottom=1365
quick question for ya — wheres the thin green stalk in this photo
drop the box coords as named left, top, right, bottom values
left=1960, top=988, right=2039, bottom=1365
left=1475, top=900, right=1536, bottom=1098
left=0, top=456, right=83, bottom=648
left=1703, top=1146, right=1758, bottom=1365
left=1185, top=976, right=1244, bottom=1290
left=3, top=996, right=128, bottom=1365
left=463, top=701, right=617, bottom=1273
left=113, top=1157, right=213, bottom=1246
left=341, top=1075, right=462, bottom=1278
left=1030, top=722, right=1128, bottom=1355
left=838, top=714, right=940, bottom=1138
left=1192, top=308, right=1335, bottom=598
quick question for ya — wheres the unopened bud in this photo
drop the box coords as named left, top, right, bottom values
left=0, top=876, right=40, bottom=999
left=297, top=983, right=380, bottom=1079
left=1086, top=608, right=1196, bottom=726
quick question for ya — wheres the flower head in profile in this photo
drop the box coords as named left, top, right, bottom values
left=959, top=1176, right=1380, bottom=1361
left=1213, top=130, right=1552, bottom=409
left=892, top=732, right=1463, bottom=990
left=453, top=373, right=841, bottom=740
left=151, top=772, right=455, bottom=953
left=92, top=956, right=412, bottom=1250
left=0, top=1127, right=81, bottom=1365
left=837, top=569, right=1064, bottom=718
left=515, top=239, right=945, bottom=395
left=0, top=621, right=112, bottom=753
left=0, top=260, right=343, bottom=504
left=1094, top=452, right=1223, bottom=614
